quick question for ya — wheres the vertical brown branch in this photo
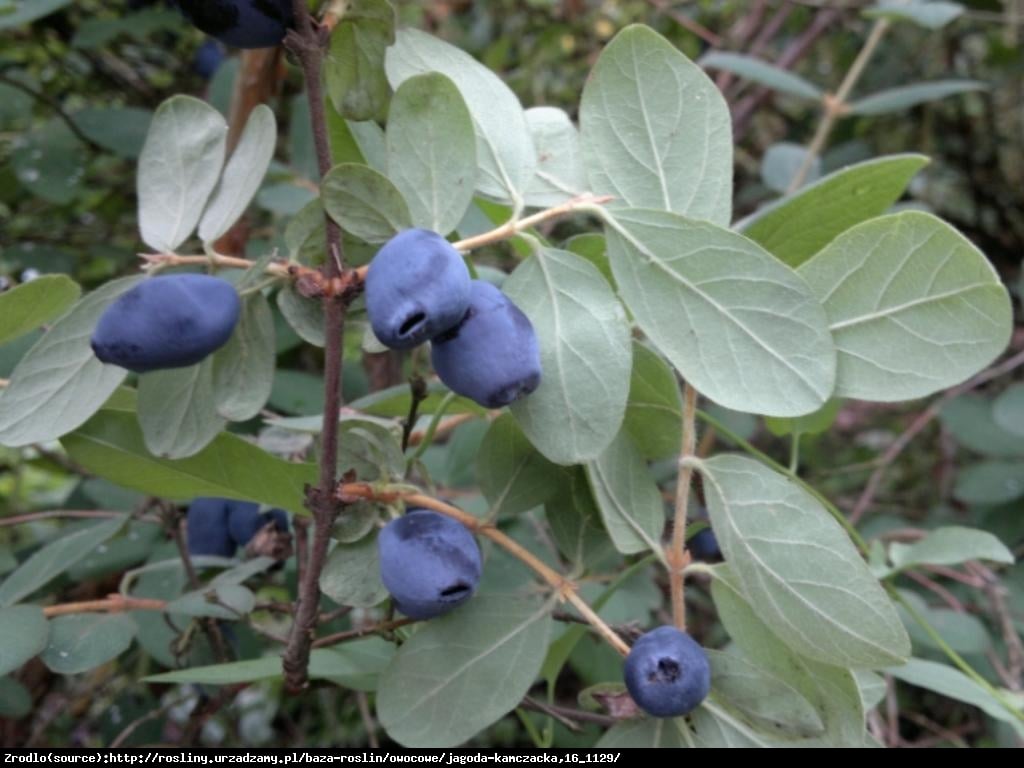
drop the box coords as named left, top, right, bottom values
left=281, top=0, right=350, bottom=692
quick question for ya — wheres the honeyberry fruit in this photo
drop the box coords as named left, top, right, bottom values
left=91, top=274, right=241, bottom=373
left=378, top=509, right=482, bottom=620
left=689, top=526, right=721, bottom=561
left=228, top=503, right=289, bottom=548
left=364, top=229, right=472, bottom=350
left=186, top=497, right=237, bottom=558
left=624, top=626, right=712, bottom=718
left=431, top=280, right=541, bottom=408
left=177, top=0, right=293, bottom=49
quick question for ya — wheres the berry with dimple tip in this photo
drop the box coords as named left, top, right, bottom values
left=430, top=280, right=541, bottom=408
left=378, top=508, right=482, bottom=620
left=364, top=229, right=472, bottom=350
left=91, top=274, right=241, bottom=373
left=623, top=626, right=711, bottom=718
left=177, top=0, right=293, bottom=49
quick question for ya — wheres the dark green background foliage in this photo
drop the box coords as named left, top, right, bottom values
left=0, top=0, right=1022, bottom=749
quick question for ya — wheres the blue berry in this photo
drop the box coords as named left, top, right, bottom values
left=178, top=0, right=293, bottom=49
left=378, top=509, right=481, bottom=620
left=186, top=498, right=236, bottom=558
left=91, top=274, right=241, bottom=373
left=624, top=626, right=711, bottom=718
left=430, top=280, right=541, bottom=408
left=365, top=229, right=472, bottom=350
left=689, top=526, right=721, bottom=561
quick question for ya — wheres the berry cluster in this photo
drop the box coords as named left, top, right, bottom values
left=365, top=229, right=542, bottom=408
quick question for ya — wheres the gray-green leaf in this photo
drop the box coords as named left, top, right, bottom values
left=321, top=163, right=412, bottom=244
left=319, top=535, right=387, bottom=608
left=584, top=430, right=664, bottom=556
left=212, top=292, right=275, bottom=421
left=505, top=247, right=631, bottom=464
left=849, top=80, right=985, bottom=116
left=385, top=28, right=535, bottom=202
left=40, top=614, right=136, bottom=675
left=623, top=342, right=683, bottom=460
left=0, top=606, right=49, bottom=676
left=324, top=0, right=395, bottom=121
left=953, top=461, right=1024, bottom=505
left=0, top=275, right=80, bottom=346
left=604, top=208, right=835, bottom=417
left=523, top=107, right=586, bottom=207
left=580, top=25, right=732, bottom=224
left=138, top=358, right=226, bottom=459
left=0, top=516, right=127, bottom=606
left=385, top=73, right=476, bottom=235
left=198, top=104, right=277, bottom=243
left=137, top=95, right=227, bottom=252
left=864, top=1, right=964, bottom=29
left=798, top=212, right=1012, bottom=402
left=701, top=51, right=823, bottom=100
left=377, top=595, right=552, bottom=747
left=701, top=455, right=909, bottom=667
left=742, top=154, right=928, bottom=268
left=889, top=526, right=1014, bottom=573
left=0, top=276, right=142, bottom=447
left=477, top=413, right=562, bottom=518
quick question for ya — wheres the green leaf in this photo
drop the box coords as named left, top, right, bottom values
left=0, top=516, right=127, bottom=606
left=742, top=154, right=928, bottom=268
left=377, top=595, right=552, bottom=747
left=898, top=591, right=992, bottom=656
left=71, top=106, right=152, bottom=159
left=276, top=285, right=325, bottom=347
left=993, top=384, right=1024, bottom=438
left=11, top=119, right=86, bottom=204
left=0, top=276, right=142, bottom=447
left=623, top=342, right=683, bottom=460
left=137, top=95, right=227, bottom=252
left=890, top=526, right=1014, bottom=572
left=701, top=51, right=823, bottom=100
left=940, top=394, right=1024, bottom=457
left=321, top=163, right=412, bottom=244
left=336, top=414, right=405, bottom=482
left=477, top=413, right=562, bottom=518
left=0, top=0, right=72, bottom=29
left=62, top=409, right=316, bottom=512
left=385, top=28, right=535, bottom=202
left=0, top=676, right=32, bottom=718
left=212, top=293, right=275, bottom=421
left=710, top=565, right=869, bottom=747
left=0, top=275, right=80, bottom=346
left=319, top=535, right=387, bottom=608
left=504, top=247, right=631, bottom=464
left=690, top=705, right=778, bottom=748
left=385, top=73, right=476, bottom=236
left=702, top=455, right=909, bottom=667
left=166, top=584, right=255, bottom=619
left=953, top=461, right=1024, bottom=505
left=855, top=670, right=886, bottom=710
left=546, top=469, right=615, bottom=571
left=324, top=0, right=396, bottom=121
left=0, top=606, right=48, bottom=676
left=764, top=399, right=841, bottom=438
left=888, top=658, right=1023, bottom=735
left=138, top=359, right=225, bottom=459
left=798, top=212, right=1012, bottom=402
left=604, top=208, right=835, bottom=417
left=849, top=80, right=985, bottom=116
left=584, top=430, right=664, bottom=555
left=198, top=104, right=277, bottom=243
left=580, top=25, right=732, bottom=224
left=40, top=614, right=136, bottom=675
left=348, top=381, right=487, bottom=419
left=143, top=640, right=394, bottom=691
left=707, top=649, right=824, bottom=737
left=761, top=142, right=821, bottom=193
left=864, top=1, right=964, bottom=29
left=524, top=107, right=586, bottom=207
left=597, top=718, right=691, bottom=748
